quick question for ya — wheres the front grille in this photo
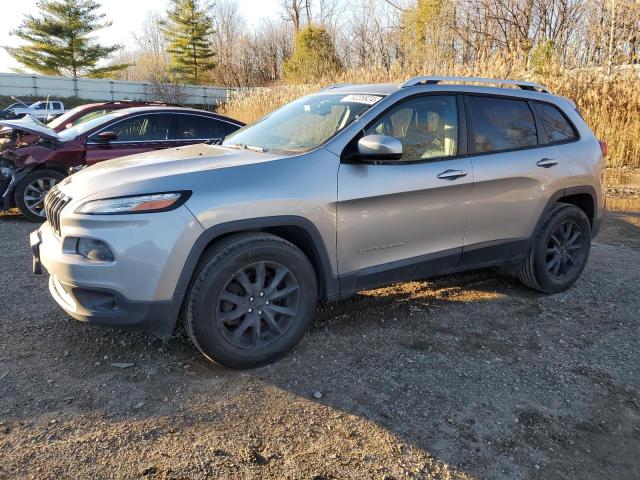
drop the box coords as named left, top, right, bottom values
left=44, top=186, right=71, bottom=236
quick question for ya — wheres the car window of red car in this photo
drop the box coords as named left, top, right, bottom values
left=176, top=114, right=226, bottom=140
left=75, top=109, right=110, bottom=125
left=93, top=114, right=173, bottom=142
left=47, top=106, right=85, bottom=129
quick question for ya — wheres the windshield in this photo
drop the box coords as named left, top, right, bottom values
left=57, top=111, right=127, bottom=142
left=223, top=93, right=384, bottom=153
left=47, top=106, right=85, bottom=129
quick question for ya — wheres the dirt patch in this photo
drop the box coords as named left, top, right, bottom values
left=0, top=203, right=639, bottom=479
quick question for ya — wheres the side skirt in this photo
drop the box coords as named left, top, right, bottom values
left=331, top=238, right=530, bottom=301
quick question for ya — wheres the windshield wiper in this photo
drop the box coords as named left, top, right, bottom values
left=223, top=143, right=267, bottom=153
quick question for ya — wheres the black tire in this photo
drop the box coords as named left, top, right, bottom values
left=518, top=203, right=591, bottom=293
left=185, top=233, right=318, bottom=369
left=14, top=169, right=65, bottom=222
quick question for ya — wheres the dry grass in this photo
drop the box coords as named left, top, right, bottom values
left=220, top=60, right=640, bottom=169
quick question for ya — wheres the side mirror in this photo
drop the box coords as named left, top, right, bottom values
left=96, top=131, right=117, bottom=142
left=356, top=134, right=403, bottom=161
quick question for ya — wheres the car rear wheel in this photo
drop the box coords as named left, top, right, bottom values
left=185, top=233, right=318, bottom=369
left=15, top=169, right=65, bottom=222
left=518, top=203, right=592, bottom=293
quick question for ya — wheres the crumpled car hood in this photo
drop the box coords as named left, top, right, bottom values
left=0, top=115, right=59, bottom=141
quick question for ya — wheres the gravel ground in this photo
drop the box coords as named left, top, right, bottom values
left=0, top=202, right=639, bottom=479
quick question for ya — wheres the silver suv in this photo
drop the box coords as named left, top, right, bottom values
left=31, top=76, right=605, bottom=368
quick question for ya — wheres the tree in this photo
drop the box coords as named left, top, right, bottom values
left=530, top=40, right=555, bottom=74
left=162, top=0, right=216, bottom=85
left=5, top=0, right=126, bottom=78
left=283, top=26, right=342, bottom=83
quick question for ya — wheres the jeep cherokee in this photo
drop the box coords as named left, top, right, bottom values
left=30, top=76, right=605, bottom=368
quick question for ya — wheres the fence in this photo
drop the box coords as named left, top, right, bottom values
left=0, top=72, right=234, bottom=106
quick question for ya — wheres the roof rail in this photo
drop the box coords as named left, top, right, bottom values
left=401, top=76, right=550, bottom=93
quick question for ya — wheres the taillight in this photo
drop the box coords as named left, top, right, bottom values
left=598, top=140, right=608, bottom=157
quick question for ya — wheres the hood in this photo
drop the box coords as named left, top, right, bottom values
left=59, top=143, right=284, bottom=201
left=0, top=115, right=60, bottom=141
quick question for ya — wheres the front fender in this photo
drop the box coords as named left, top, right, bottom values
left=172, top=216, right=339, bottom=301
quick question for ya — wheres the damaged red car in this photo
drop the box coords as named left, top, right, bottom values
left=0, top=106, right=243, bottom=221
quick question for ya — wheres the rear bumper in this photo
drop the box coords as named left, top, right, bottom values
left=48, top=274, right=183, bottom=338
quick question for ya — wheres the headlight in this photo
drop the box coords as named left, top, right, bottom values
left=75, top=191, right=191, bottom=215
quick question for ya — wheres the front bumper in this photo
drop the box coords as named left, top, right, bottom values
left=31, top=206, right=204, bottom=338
left=47, top=273, right=183, bottom=338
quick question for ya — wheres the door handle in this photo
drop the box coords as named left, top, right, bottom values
left=437, top=169, right=468, bottom=180
left=536, top=158, right=558, bottom=168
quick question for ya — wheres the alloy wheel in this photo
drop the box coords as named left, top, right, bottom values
left=545, top=219, right=586, bottom=281
left=23, top=177, right=58, bottom=217
left=217, top=261, right=300, bottom=349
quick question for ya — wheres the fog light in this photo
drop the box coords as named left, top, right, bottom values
left=76, top=238, right=114, bottom=262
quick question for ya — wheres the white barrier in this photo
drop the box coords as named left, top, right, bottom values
left=0, top=72, right=233, bottom=105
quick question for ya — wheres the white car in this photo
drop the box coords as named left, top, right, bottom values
left=10, top=101, right=65, bottom=121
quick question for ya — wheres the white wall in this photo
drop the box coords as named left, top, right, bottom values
left=0, top=72, right=233, bottom=105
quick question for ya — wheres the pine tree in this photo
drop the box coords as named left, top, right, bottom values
left=5, top=0, right=126, bottom=78
left=162, top=0, right=216, bottom=85
left=283, top=26, right=343, bottom=83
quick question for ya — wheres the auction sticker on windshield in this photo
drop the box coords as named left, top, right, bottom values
left=340, top=94, right=383, bottom=105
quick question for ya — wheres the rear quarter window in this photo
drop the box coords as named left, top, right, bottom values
left=534, top=102, right=578, bottom=143
left=468, top=96, right=537, bottom=153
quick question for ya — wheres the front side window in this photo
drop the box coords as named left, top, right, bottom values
left=177, top=115, right=226, bottom=140
left=535, top=102, right=577, bottom=143
left=468, top=96, right=537, bottom=153
left=365, top=95, right=458, bottom=161
left=223, top=93, right=384, bottom=154
left=93, top=114, right=173, bottom=142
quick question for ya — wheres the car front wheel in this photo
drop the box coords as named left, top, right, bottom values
left=185, top=233, right=318, bottom=368
left=14, top=169, right=65, bottom=222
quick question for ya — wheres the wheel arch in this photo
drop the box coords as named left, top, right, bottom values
left=534, top=186, right=599, bottom=238
left=173, top=216, right=338, bottom=302
left=37, top=163, right=69, bottom=176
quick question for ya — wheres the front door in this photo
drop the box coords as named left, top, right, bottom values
left=84, top=113, right=175, bottom=165
left=337, top=94, right=473, bottom=289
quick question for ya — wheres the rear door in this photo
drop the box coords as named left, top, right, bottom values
left=462, top=94, right=568, bottom=263
left=337, top=94, right=473, bottom=284
left=174, top=113, right=232, bottom=146
left=84, top=113, right=175, bottom=165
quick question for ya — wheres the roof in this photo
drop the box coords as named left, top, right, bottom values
left=320, top=83, right=400, bottom=95
left=111, top=106, right=243, bottom=124
left=319, top=76, right=553, bottom=97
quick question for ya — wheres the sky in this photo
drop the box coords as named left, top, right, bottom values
left=0, top=0, right=283, bottom=73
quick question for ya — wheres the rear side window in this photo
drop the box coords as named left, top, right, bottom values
left=225, top=123, right=242, bottom=135
left=176, top=115, right=226, bottom=140
left=534, top=102, right=577, bottom=143
left=468, top=96, right=537, bottom=153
